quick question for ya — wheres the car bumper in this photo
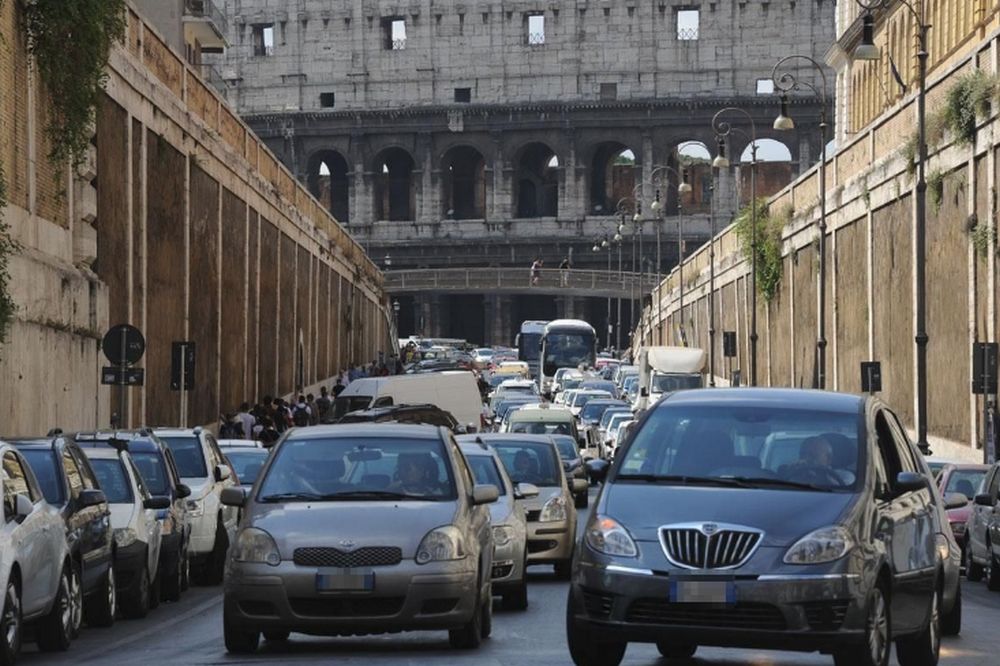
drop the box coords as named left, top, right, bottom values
left=491, top=540, right=526, bottom=588
left=224, top=559, right=479, bottom=635
left=569, top=562, right=869, bottom=652
left=526, top=519, right=575, bottom=564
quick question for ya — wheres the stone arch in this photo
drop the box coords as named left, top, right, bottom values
left=373, top=147, right=416, bottom=221
left=739, top=137, right=794, bottom=163
left=441, top=145, right=486, bottom=219
left=513, top=142, right=559, bottom=218
left=306, top=150, right=350, bottom=224
left=587, top=142, right=638, bottom=215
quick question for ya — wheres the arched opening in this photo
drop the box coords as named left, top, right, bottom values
left=739, top=138, right=793, bottom=163
left=739, top=138, right=794, bottom=202
left=515, top=143, right=559, bottom=218
left=589, top=143, right=637, bottom=215
left=307, top=151, right=350, bottom=223
left=442, top=146, right=486, bottom=219
left=373, top=148, right=416, bottom=221
left=673, top=140, right=713, bottom=214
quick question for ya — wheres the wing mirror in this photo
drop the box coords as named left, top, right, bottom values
left=943, top=492, right=970, bottom=511
left=472, top=484, right=500, bottom=505
left=571, top=478, right=590, bottom=495
left=175, top=483, right=192, bottom=499
left=974, top=493, right=996, bottom=507
left=214, top=464, right=232, bottom=482
left=221, top=486, right=249, bottom=508
left=14, top=494, right=33, bottom=523
left=586, top=459, right=611, bottom=483
left=894, top=471, right=927, bottom=493
left=144, top=496, right=171, bottom=511
left=78, top=488, right=107, bottom=508
left=514, top=482, right=539, bottom=500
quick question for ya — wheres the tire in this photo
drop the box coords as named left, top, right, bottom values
left=119, top=564, right=150, bottom=620
left=202, top=517, right=228, bottom=586
left=67, top=565, right=83, bottom=639
left=262, top=630, right=290, bottom=642
left=85, top=565, right=116, bottom=628
left=148, top=569, right=161, bottom=610
left=449, top=591, right=484, bottom=649
left=574, top=492, right=588, bottom=509
left=162, top=552, right=183, bottom=603
left=566, top=590, right=626, bottom=666
left=656, top=642, right=697, bottom=658
left=941, top=581, right=961, bottom=637
left=223, top=605, right=259, bottom=654
left=554, top=559, right=572, bottom=580
left=502, top=580, right=529, bottom=611
left=896, top=586, right=941, bottom=666
left=36, top=566, right=73, bottom=652
left=180, top=545, right=191, bottom=592
left=966, top=537, right=984, bottom=582
left=480, top=586, right=493, bottom=639
left=987, top=543, right=1000, bottom=592
left=0, top=578, right=21, bottom=666
left=833, top=581, right=890, bottom=666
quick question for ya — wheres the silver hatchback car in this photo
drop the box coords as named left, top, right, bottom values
left=221, top=424, right=499, bottom=653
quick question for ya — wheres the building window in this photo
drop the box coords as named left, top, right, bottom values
left=756, top=79, right=774, bottom=95
left=251, top=23, right=274, bottom=56
left=320, top=92, right=336, bottom=108
left=599, top=83, right=618, bottom=101
left=677, top=8, right=700, bottom=40
left=454, top=88, right=471, bottom=103
left=526, top=13, right=545, bottom=45
left=383, top=17, right=406, bottom=50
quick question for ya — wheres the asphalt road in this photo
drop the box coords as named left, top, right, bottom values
left=19, top=491, right=1000, bottom=666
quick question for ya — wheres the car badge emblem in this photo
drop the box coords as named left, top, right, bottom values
left=339, top=540, right=357, bottom=550
left=702, top=523, right=718, bottom=536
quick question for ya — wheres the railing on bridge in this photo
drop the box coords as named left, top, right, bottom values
left=384, top=268, right=661, bottom=298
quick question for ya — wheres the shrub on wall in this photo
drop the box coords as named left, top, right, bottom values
left=0, top=163, right=15, bottom=349
left=734, top=198, right=786, bottom=302
left=943, top=69, right=995, bottom=147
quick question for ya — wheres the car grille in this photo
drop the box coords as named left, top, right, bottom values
left=802, top=600, right=851, bottom=631
left=626, top=599, right=787, bottom=630
left=659, top=524, right=762, bottom=569
left=289, top=597, right=404, bottom=618
left=582, top=589, right=614, bottom=620
left=293, top=546, right=402, bottom=568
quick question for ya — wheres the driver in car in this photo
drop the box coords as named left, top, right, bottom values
left=513, top=450, right=541, bottom=483
left=783, top=435, right=855, bottom=485
left=391, top=453, right=440, bottom=495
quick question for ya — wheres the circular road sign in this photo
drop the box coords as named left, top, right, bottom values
left=102, top=324, right=146, bottom=365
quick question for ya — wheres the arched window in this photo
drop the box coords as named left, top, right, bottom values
left=373, top=148, right=416, bottom=221
left=589, top=143, right=637, bottom=215
left=442, top=146, right=486, bottom=219
left=307, top=151, right=350, bottom=223
left=515, top=143, right=559, bottom=218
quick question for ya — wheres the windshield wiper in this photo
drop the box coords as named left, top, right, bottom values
left=325, top=490, right=429, bottom=501
left=258, top=492, right=327, bottom=503
left=616, top=474, right=748, bottom=488
left=724, top=477, right=834, bottom=492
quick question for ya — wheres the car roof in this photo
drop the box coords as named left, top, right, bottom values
left=472, top=433, right=557, bottom=445
left=940, top=463, right=990, bottom=472
left=508, top=407, right=573, bottom=421
left=5, top=437, right=56, bottom=449
left=458, top=441, right=496, bottom=457
left=217, top=439, right=261, bottom=448
left=152, top=428, right=202, bottom=438
left=660, top=388, right=864, bottom=413
left=282, top=423, right=443, bottom=440
left=73, top=431, right=165, bottom=454
left=78, top=446, right=122, bottom=460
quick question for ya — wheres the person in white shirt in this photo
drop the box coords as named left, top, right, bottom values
left=236, top=403, right=256, bottom=440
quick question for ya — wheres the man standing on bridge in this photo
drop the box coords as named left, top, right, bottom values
left=559, top=256, right=570, bottom=286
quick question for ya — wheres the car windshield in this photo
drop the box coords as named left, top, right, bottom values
left=617, top=404, right=862, bottom=491
left=573, top=392, right=611, bottom=409
left=510, top=420, right=573, bottom=436
left=581, top=401, right=624, bottom=422
left=225, top=450, right=269, bottom=486
left=466, top=455, right=507, bottom=495
left=493, top=441, right=561, bottom=487
left=159, top=436, right=208, bottom=478
left=257, top=437, right=457, bottom=501
left=90, top=458, right=134, bottom=504
left=333, top=395, right=373, bottom=420
left=130, top=451, right=170, bottom=495
left=19, top=449, right=63, bottom=504
left=551, top=437, right=578, bottom=460
left=501, top=384, right=536, bottom=395
left=561, top=378, right=584, bottom=391
left=944, top=469, right=987, bottom=499
left=581, top=381, right=616, bottom=394
left=652, top=373, right=704, bottom=393
left=601, top=409, right=631, bottom=428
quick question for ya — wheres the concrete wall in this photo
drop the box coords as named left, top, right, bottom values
left=0, top=1, right=386, bottom=435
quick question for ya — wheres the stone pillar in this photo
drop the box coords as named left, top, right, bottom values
left=796, top=134, right=811, bottom=177
left=353, top=158, right=370, bottom=225
left=429, top=295, right=443, bottom=338
left=498, top=295, right=513, bottom=347
left=483, top=293, right=498, bottom=345
left=562, top=132, right=583, bottom=219
left=641, top=132, right=655, bottom=207
left=418, top=132, right=435, bottom=224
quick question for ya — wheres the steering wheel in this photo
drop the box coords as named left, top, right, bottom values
left=790, top=464, right=844, bottom=487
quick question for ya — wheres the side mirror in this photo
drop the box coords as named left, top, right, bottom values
left=571, top=478, right=590, bottom=495
left=79, top=488, right=107, bottom=508
left=214, top=464, right=232, bottom=482
left=974, top=493, right=995, bottom=507
left=586, top=459, right=611, bottom=483
left=514, top=482, right=539, bottom=500
left=175, top=483, right=192, bottom=499
left=943, top=492, right=970, bottom=511
left=640, top=387, right=649, bottom=397
left=14, top=494, right=33, bottom=522
left=144, top=496, right=171, bottom=511
left=221, top=486, right=249, bottom=508
left=894, top=471, right=927, bottom=493
left=471, top=484, right=500, bottom=505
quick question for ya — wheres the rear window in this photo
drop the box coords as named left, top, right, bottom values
left=90, top=459, right=134, bottom=504
left=19, top=449, right=63, bottom=504
left=333, top=395, right=372, bottom=420
left=130, top=451, right=170, bottom=495
left=944, top=469, right=988, bottom=499
left=225, top=450, right=269, bottom=487
left=493, top=441, right=561, bottom=487
left=159, top=437, right=208, bottom=478
left=510, top=420, right=573, bottom=436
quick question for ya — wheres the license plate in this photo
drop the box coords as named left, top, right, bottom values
left=315, top=570, right=375, bottom=592
left=670, top=580, right=735, bottom=604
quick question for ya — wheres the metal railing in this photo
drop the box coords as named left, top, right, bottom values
left=384, top=268, right=660, bottom=298
left=184, top=0, right=229, bottom=38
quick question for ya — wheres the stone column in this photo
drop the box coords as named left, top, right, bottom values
left=562, top=132, right=583, bottom=219
left=418, top=132, right=435, bottom=224
left=483, top=293, right=498, bottom=345
left=429, top=295, right=443, bottom=338
left=498, top=295, right=513, bottom=346
left=641, top=132, right=655, bottom=207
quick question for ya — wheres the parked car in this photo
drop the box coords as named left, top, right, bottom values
left=78, top=445, right=169, bottom=618
left=154, top=428, right=238, bottom=585
left=965, top=460, right=1000, bottom=588
left=12, top=435, right=115, bottom=633
left=569, top=388, right=963, bottom=666
left=550, top=434, right=588, bottom=508
left=218, top=441, right=269, bottom=490
left=0, top=441, right=75, bottom=661
left=221, top=424, right=498, bottom=653
left=482, top=434, right=587, bottom=579
left=934, top=463, right=989, bottom=566
left=75, top=431, right=192, bottom=603
left=458, top=437, right=535, bottom=609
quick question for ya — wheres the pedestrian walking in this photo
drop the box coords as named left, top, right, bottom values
left=316, top=386, right=333, bottom=423
left=530, top=258, right=541, bottom=286
left=332, top=377, right=346, bottom=397
left=292, top=395, right=312, bottom=427
left=559, top=256, right=570, bottom=286
left=236, top=402, right=256, bottom=440
left=305, top=393, right=319, bottom=425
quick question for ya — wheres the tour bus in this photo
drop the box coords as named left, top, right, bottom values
left=539, top=319, right=597, bottom=396
left=515, top=320, right=548, bottom=379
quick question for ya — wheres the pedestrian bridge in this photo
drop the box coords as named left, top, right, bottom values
left=384, top=268, right=660, bottom=299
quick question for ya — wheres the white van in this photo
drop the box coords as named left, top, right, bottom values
left=332, top=371, right=483, bottom=430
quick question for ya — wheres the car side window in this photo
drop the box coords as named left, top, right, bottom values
left=873, top=411, right=904, bottom=497
left=885, top=412, right=921, bottom=475
left=3, top=452, right=31, bottom=520
left=988, top=467, right=1000, bottom=501
left=62, top=449, right=85, bottom=500
left=70, top=448, right=98, bottom=490
left=163, top=449, right=182, bottom=487
left=127, top=457, right=151, bottom=500
left=205, top=435, right=223, bottom=468
left=452, top=442, right=476, bottom=494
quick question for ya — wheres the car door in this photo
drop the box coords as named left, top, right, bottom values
left=127, top=456, right=162, bottom=578
left=2, top=450, right=53, bottom=615
left=971, top=465, right=1000, bottom=563
left=71, top=445, right=112, bottom=581
left=206, top=435, right=238, bottom=535
left=452, top=438, right=491, bottom=576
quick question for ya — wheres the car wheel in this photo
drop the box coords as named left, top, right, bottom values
left=448, top=590, right=484, bottom=649
left=566, top=589, right=626, bottom=666
left=67, top=564, right=83, bottom=639
left=86, top=565, right=116, bottom=628
left=203, top=517, right=228, bottom=586
left=148, top=569, right=161, bottom=610
left=896, top=585, right=941, bottom=666
left=180, top=546, right=191, bottom=592
left=941, top=580, right=961, bottom=636
left=834, top=581, right=890, bottom=666
left=36, top=566, right=73, bottom=652
left=480, top=585, right=493, bottom=639
left=262, top=630, right=290, bottom=642
left=502, top=576, right=529, bottom=611
left=223, top=605, right=259, bottom=654
left=987, top=542, right=1000, bottom=591
left=656, top=641, right=697, bottom=658
left=120, top=563, right=150, bottom=620
left=965, top=537, right=984, bottom=582
left=554, top=559, right=572, bottom=581
left=574, top=492, right=588, bottom=509
left=162, top=554, right=183, bottom=603
left=0, top=578, right=21, bottom=666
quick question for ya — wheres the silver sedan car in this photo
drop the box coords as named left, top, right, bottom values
left=221, top=424, right=499, bottom=653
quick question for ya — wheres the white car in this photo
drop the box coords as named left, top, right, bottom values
left=568, top=390, right=613, bottom=418
left=153, top=428, right=238, bottom=585
left=81, top=446, right=168, bottom=618
left=1, top=441, right=74, bottom=661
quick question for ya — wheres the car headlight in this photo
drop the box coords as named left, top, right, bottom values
left=784, top=526, right=854, bottom=564
left=492, top=525, right=515, bottom=548
left=186, top=498, right=204, bottom=517
left=585, top=515, right=638, bottom=557
left=416, top=525, right=467, bottom=564
left=114, top=528, right=137, bottom=548
left=539, top=496, right=568, bottom=523
left=232, top=528, right=281, bottom=566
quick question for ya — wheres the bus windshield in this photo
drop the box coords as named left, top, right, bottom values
left=542, top=331, right=596, bottom=376
left=518, top=333, right=542, bottom=362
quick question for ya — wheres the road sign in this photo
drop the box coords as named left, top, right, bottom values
left=861, top=361, right=882, bottom=393
left=973, top=342, right=998, bottom=395
left=170, top=341, right=196, bottom=391
left=101, top=366, right=145, bottom=386
left=102, top=325, right=145, bottom=365
left=723, top=331, right=737, bottom=358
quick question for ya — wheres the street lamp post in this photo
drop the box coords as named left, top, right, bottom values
left=771, top=55, right=829, bottom=390
left=852, top=0, right=930, bottom=452
left=707, top=178, right=717, bottom=386
left=648, top=166, right=692, bottom=345
left=712, top=108, right=759, bottom=386
left=383, top=253, right=392, bottom=270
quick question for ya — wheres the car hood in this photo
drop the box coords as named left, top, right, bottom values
left=516, top=485, right=565, bottom=511
left=108, top=503, right=135, bottom=531
left=603, top=484, right=856, bottom=547
left=182, top=477, right=213, bottom=501
left=249, top=500, right=459, bottom=559
left=488, top=496, right=516, bottom=525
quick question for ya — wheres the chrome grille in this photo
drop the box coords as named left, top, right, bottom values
left=293, top=546, right=402, bottom=568
left=659, top=523, right=762, bottom=570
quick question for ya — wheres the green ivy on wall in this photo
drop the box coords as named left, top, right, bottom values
left=0, top=161, right=15, bottom=348
left=733, top=198, right=786, bottom=302
left=943, top=69, right=995, bottom=147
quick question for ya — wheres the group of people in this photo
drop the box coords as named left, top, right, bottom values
left=530, top=257, right=572, bottom=286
